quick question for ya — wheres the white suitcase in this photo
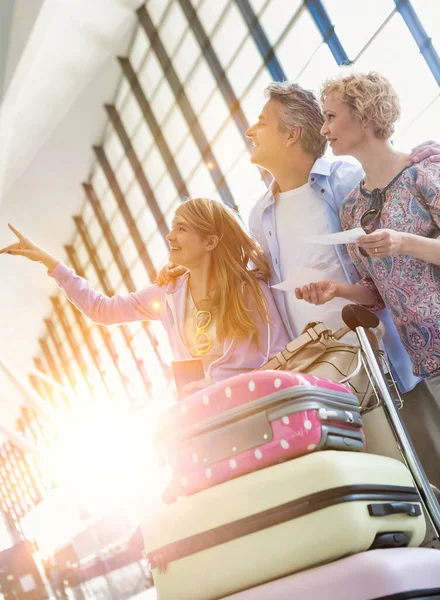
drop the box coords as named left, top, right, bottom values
left=143, top=451, right=425, bottom=600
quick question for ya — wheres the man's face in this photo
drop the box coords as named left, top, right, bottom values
left=246, top=99, right=292, bottom=172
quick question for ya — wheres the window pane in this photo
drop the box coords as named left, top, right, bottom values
left=197, top=0, right=229, bottom=35
left=115, top=157, right=134, bottom=193
left=227, top=37, right=263, bottom=99
left=277, top=10, right=322, bottom=80
left=159, top=1, right=188, bottom=57
left=173, top=30, right=201, bottom=83
left=259, top=0, right=303, bottom=46
left=354, top=14, right=439, bottom=133
left=211, top=122, right=247, bottom=174
left=137, top=205, right=159, bottom=240
left=130, top=27, right=149, bottom=72
left=185, top=60, right=217, bottom=115
left=138, top=51, right=164, bottom=101
left=198, top=92, right=230, bottom=139
left=101, top=190, right=118, bottom=223
left=142, top=145, right=167, bottom=189
left=104, top=128, right=125, bottom=171
left=162, top=105, right=190, bottom=154
left=150, top=79, right=175, bottom=125
left=146, top=0, right=170, bottom=27
left=155, top=174, right=180, bottom=215
left=187, top=163, right=216, bottom=198
left=297, top=44, right=339, bottom=95
left=323, top=0, right=395, bottom=59
left=120, top=235, right=139, bottom=267
left=211, top=4, right=248, bottom=70
left=126, top=180, right=148, bottom=220
left=147, top=231, right=169, bottom=270
left=174, top=135, right=201, bottom=179
left=120, top=95, right=144, bottom=138
left=110, top=212, right=130, bottom=242
left=132, top=120, right=154, bottom=159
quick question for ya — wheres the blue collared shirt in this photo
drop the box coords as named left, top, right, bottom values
left=248, top=157, right=420, bottom=393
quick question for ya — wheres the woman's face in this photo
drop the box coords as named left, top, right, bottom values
left=166, top=217, right=212, bottom=267
left=321, top=93, right=366, bottom=156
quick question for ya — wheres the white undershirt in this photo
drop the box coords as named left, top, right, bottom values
left=275, top=184, right=353, bottom=338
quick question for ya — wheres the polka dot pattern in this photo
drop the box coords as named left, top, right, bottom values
left=274, top=378, right=282, bottom=389
left=248, top=380, right=255, bottom=392
left=280, top=439, right=290, bottom=450
left=282, top=416, right=290, bottom=425
left=229, top=459, right=237, bottom=469
left=225, top=387, right=232, bottom=398
left=304, top=420, right=312, bottom=430
left=202, top=395, right=209, bottom=406
left=254, top=449, right=262, bottom=459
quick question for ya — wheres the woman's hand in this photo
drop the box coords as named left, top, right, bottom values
left=154, top=261, right=187, bottom=286
left=357, top=229, right=406, bottom=258
left=181, top=377, right=214, bottom=398
left=295, top=280, right=340, bottom=305
left=0, top=224, right=58, bottom=271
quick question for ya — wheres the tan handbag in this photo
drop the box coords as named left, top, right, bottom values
left=260, top=321, right=374, bottom=406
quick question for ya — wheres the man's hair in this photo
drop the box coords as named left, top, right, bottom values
left=265, top=81, right=327, bottom=158
left=320, top=72, right=400, bottom=139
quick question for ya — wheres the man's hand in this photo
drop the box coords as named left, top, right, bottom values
left=357, top=229, right=406, bottom=258
left=295, top=280, right=339, bottom=305
left=154, top=262, right=187, bottom=286
left=407, top=140, right=440, bottom=165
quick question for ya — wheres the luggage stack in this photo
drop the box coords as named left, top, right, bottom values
left=143, top=368, right=438, bottom=600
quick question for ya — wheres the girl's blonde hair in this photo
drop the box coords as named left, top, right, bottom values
left=175, top=198, right=271, bottom=342
left=320, top=71, right=401, bottom=139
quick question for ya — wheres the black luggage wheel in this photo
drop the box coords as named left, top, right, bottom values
left=368, top=501, right=422, bottom=518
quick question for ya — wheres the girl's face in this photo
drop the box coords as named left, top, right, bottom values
left=321, top=93, right=367, bottom=156
left=166, top=217, right=213, bottom=268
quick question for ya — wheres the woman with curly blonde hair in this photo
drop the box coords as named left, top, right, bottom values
left=295, top=71, right=440, bottom=487
left=297, top=71, right=440, bottom=381
left=1, top=198, right=288, bottom=395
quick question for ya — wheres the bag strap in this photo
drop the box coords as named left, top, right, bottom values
left=262, top=322, right=330, bottom=370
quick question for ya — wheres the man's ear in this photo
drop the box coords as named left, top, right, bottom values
left=286, top=126, right=302, bottom=146
left=205, top=234, right=220, bottom=252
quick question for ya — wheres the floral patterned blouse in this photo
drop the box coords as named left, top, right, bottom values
left=340, top=160, right=440, bottom=378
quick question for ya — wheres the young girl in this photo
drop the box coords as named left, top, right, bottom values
left=1, top=198, right=289, bottom=393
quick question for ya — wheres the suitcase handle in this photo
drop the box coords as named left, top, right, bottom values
left=368, top=501, right=422, bottom=518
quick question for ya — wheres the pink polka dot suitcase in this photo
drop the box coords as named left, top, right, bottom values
left=144, top=452, right=426, bottom=600
left=222, top=547, right=440, bottom=600
left=157, top=370, right=365, bottom=499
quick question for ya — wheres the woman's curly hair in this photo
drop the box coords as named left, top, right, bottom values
left=320, top=72, right=401, bottom=139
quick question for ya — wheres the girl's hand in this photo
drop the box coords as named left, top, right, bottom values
left=181, top=377, right=214, bottom=397
left=295, top=281, right=339, bottom=305
left=0, top=224, right=58, bottom=270
left=357, top=229, right=406, bottom=258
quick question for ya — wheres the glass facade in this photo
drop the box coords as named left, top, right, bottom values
left=2, top=0, right=440, bottom=542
